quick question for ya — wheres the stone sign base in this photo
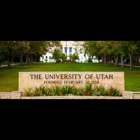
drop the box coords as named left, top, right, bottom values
left=0, top=91, right=134, bottom=99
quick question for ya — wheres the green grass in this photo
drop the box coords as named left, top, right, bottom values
left=0, top=62, right=140, bottom=92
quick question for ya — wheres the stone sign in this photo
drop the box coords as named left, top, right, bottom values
left=19, top=72, right=124, bottom=92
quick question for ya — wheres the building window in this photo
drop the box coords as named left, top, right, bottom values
left=69, top=47, right=72, bottom=53
left=49, top=56, right=51, bottom=59
left=64, top=47, right=67, bottom=53
left=46, top=56, right=47, bottom=59
left=42, top=56, right=44, bottom=59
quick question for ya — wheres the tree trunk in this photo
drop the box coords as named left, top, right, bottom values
left=8, top=61, right=11, bottom=69
left=129, top=53, right=133, bottom=70
left=98, top=58, right=100, bottom=63
left=101, top=55, right=104, bottom=64
left=114, top=55, right=118, bottom=66
left=109, top=56, right=112, bottom=65
left=20, top=53, right=23, bottom=66
left=7, top=57, right=12, bottom=69
left=25, top=54, right=29, bottom=65
left=7, top=54, right=14, bottom=69
left=30, top=54, right=33, bottom=64
left=121, top=55, right=124, bottom=68
left=12, top=57, right=14, bottom=63
left=136, top=56, right=139, bottom=64
left=104, top=54, right=107, bottom=64
left=107, top=56, right=111, bottom=65
left=133, top=57, right=136, bottom=67
left=29, top=55, right=31, bottom=64
left=25, top=54, right=27, bottom=65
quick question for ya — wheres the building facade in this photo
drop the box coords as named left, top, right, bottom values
left=40, top=41, right=98, bottom=63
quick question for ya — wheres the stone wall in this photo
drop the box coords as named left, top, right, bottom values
left=0, top=91, right=22, bottom=99
left=0, top=91, right=135, bottom=99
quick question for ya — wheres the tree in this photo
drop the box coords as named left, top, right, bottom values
left=83, top=41, right=98, bottom=58
left=95, top=41, right=111, bottom=64
left=59, top=52, right=67, bottom=62
left=14, top=41, right=28, bottom=66
left=22, top=41, right=49, bottom=65
left=52, top=49, right=62, bottom=62
left=124, top=41, right=138, bottom=70
left=119, top=41, right=129, bottom=68
left=69, top=53, right=79, bottom=62
left=108, top=41, right=121, bottom=66
left=0, top=49, right=5, bottom=67
left=50, top=41, right=62, bottom=47
left=0, top=41, right=18, bottom=69
left=29, top=41, right=49, bottom=64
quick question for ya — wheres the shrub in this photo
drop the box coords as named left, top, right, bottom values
left=52, top=86, right=61, bottom=96
left=24, top=88, right=34, bottom=96
left=23, top=83, right=122, bottom=96
left=106, top=86, right=122, bottom=96
left=61, top=85, right=74, bottom=95
left=83, top=81, right=93, bottom=96
left=93, top=85, right=106, bottom=96
left=34, top=86, right=47, bottom=96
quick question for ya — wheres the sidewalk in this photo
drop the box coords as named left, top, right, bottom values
left=118, top=63, right=140, bottom=68
left=1, top=63, right=19, bottom=67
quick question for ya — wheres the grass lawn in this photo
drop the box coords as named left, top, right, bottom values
left=0, top=62, right=140, bottom=92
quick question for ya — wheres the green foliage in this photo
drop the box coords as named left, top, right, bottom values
left=84, top=81, right=93, bottom=95
left=61, top=85, right=74, bottom=95
left=83, top=41, right=97, bottom=57
left=92, top=85, right=106, bottom=96
left=50, top=41, right=62, bottom=47
left=106, top=86, right=122, bottom=96
left=60, top=52, right=67, bottom=62
left=0, top=50, right=5, bottom=66
left=69, top=53, right=79, bottom=62
left=52, top=48, right=67, bottom=62
left=52, top=86, right=61, bottom=95
left=23, top=83, right=122, bottom=96
left=0, top=41, right=51, bottom=67
left=34, top=86, right=47, bottom=96
left=52, top=49, right=60, bottom=60
left=24, top=88, right=34, bottom=96
left=0, top=41, right=18, bottom=68
left=69, top=86, right=80, bottom=95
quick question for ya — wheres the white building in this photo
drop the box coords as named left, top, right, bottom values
left=40, top=41, right=99, bottom=63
